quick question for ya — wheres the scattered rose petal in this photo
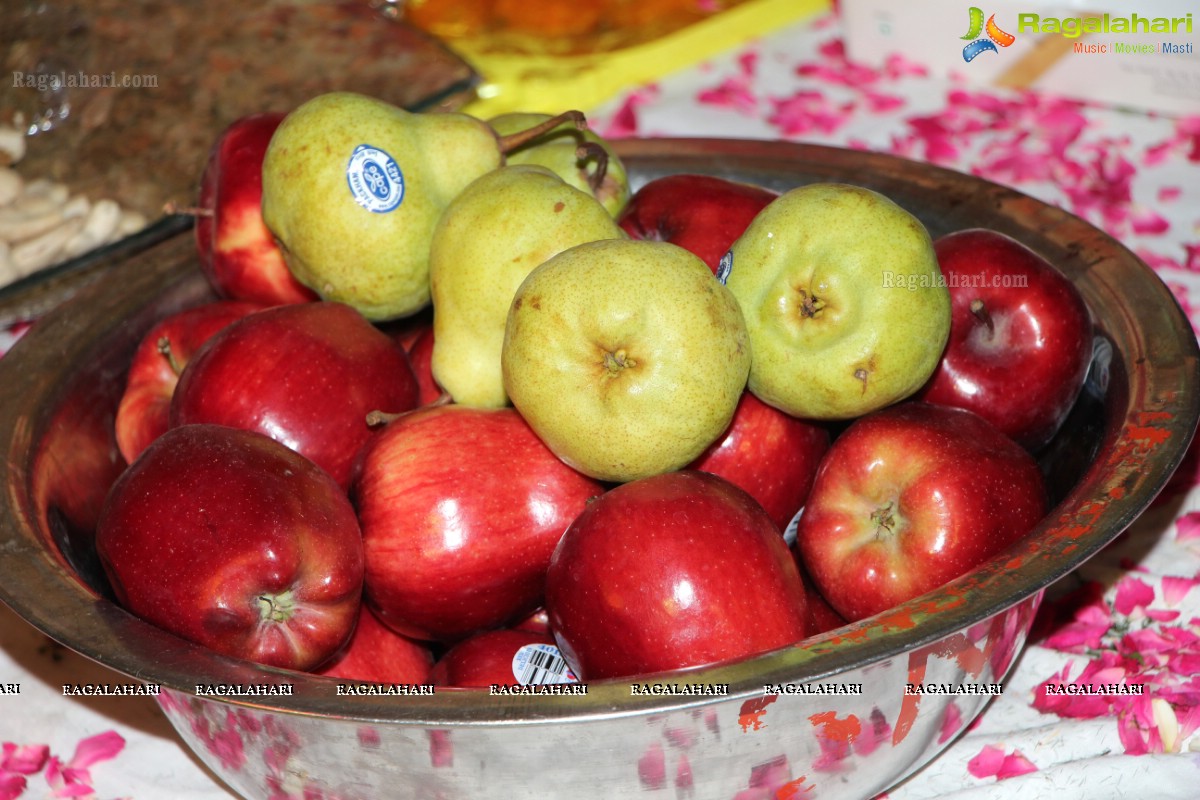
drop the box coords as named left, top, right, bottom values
left=996, top=750, right=1038, bottom=779
left=966, top=744, right=1006, bottom=779
left=1177, top=512, right=1200, bottom=541
left=1114, top=576, right=1155, bottom=616
left=1131, top=207, right=1170, bottom=235
left=1, top=744, right=49, bottom=775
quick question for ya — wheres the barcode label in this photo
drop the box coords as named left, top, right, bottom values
left=512, top=643, right=578, bottom=686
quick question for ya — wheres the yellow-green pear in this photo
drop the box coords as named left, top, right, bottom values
left=489, top=112, right=630, bottom=217
left=723, top=182, right=950, bottom=420
left=261, top=92, right=586, bottom=321
left=502, top=239, right=750, bottom=483
left=430, top=164, right=624, bottom=408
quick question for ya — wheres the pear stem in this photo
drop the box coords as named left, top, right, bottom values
left=575, top=141, right=609, bottom=194
left=496, top=110, right=587, bottom=155
left=969, top=298, right=994, bottom=338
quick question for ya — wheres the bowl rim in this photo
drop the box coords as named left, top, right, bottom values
left=0, top=136, right=1197, bottom=726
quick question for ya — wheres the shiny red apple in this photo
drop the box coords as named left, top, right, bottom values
left=95, top=423, right=364, bottom=671
left=170, top=301, right=419, bottom=490
left=431, top=628, right=577, bottom=688
left=314, top=604, right=434, bottom=683
left=690, top=390, right=830, bottom=531
left=405, top=325, right=445, bottom=406
left=115, top=300, right=266, bottom=464
left=195, top=113, right=319, bottom=306
left=356, top=404, right=605, bottom=643
left=546, top=470, right=808, bottom=680
left=796, top=402, right=1048, bottom=623
left=916, top=228, right=1093, bottom=452
left=617, top=173, right=777, bottom=272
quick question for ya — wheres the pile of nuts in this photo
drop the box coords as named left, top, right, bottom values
left=0, top=124, right=147, bottom=288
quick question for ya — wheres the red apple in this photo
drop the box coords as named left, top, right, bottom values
left=95, top=423, right=364, bottom=671
left=689, top=391, right=830, bottom=531
left=356, top=404, right=605, bottom=642
left=796, top=402, right=1048, bottom=623
left=170, top=301, right=419, bottom=490
left=115, top=300, right=267, bottom=464
left=617, top=174, right=778, bottom=273
left=546, top=470, right=808, bottom=681
left=795, top=558, right=847, bottom=637
left=195, top=113, right=319, bottom=306
left=916, top=228, right=1093, bottom=452
left=431, top=628, right=578, bottom=688
left=512, top=607, right=551, bottom=634
left=405, top=325, right=445, bottom=406
left=314, top=604, right=434, bottom=683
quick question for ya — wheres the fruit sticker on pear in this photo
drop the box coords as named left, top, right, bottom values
left=347, top=144, right=404, bottom=213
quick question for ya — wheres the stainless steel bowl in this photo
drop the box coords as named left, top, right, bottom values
left=1, top=139, right=1196, bottom=800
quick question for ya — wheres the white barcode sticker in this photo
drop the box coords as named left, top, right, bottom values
left=512, top=643, right=578, bottom=686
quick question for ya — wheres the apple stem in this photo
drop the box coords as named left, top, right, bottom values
left=970, top=299, right=994, bottom=338
left=366, top=409, right=402, bottom=427
left=870, top=502, right=897, bottom=539
left=497, top=110, right=587, bottom=155
left=162, top=201, right=214, bottom=218
left=364, top=395, right=451, bottom=428
left=257, top=592, right=294, bottom=624
left=156, top=336, right=184, bottom=376
left=575, top=141, right=609, bottom=194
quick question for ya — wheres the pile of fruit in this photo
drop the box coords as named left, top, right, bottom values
left=94, top=92, right=1095, bottom=689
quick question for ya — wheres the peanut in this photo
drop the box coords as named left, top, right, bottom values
left=10, top=217, right=86, bottom=277
left=0, top=206, right=65, bottom=243
left=0, top=126, right=26, bottom=166
left=63, top=198, right=121, bottom=258
left=0, top=168, right=21, bottom=206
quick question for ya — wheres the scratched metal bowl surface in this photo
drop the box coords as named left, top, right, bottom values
left=0, top=138, right=1196, bottom=800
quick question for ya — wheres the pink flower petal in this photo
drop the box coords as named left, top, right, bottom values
left=1158, top=186, right=1182, bottom=202
left=1176, top=511, right=1200, bottom=540
left=996, top=750, right=1038, bottom=779
left=1, top=744, right=49, bottom=775
left=0, top=774, right=28, bottom=800
left=1162, top=576, right=1200, bottom=606
left=1131, top=207, right=1170, bottom=235
left=967, top=744, right=1005, bottom=779
left=67, top=731, right=123, bottom=770
left=1114, top=576, right=1155, bottom=615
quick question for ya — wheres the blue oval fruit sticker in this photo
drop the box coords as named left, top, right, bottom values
left=346, top=144, right=404, bottom=213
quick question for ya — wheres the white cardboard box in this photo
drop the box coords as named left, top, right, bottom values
left=841, top=0, right=1200, bottom=116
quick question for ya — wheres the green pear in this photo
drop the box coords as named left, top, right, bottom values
left=489, top=112, right=629, bottom=217
left=502, top=239, right=750, bottom=483
left=430, top=164, right=625, bottom=408
left=723, top=182, right=950, bottom=420
left=261, top=92, right=586, bottom=321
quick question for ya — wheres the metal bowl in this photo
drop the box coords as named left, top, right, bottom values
left=0, top=139, right=1196, bottom=800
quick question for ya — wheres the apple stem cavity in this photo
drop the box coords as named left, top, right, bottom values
left=575, top=141, right=609, bottom=194
left=870, top=501, right=898, bottom=539
left=970, top=298, right=995, bottom=338
left=497, top=110, right=587, bottom=156
left=156, top=336, right=185, bottom=376
left=257, top=591, right=296, bottom=624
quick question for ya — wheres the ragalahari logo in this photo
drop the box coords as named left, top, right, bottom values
left=962, top=7, right=1016, bottom=61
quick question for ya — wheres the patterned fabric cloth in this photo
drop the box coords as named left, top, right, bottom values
left=1, top=9, right=1198, bottom=800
